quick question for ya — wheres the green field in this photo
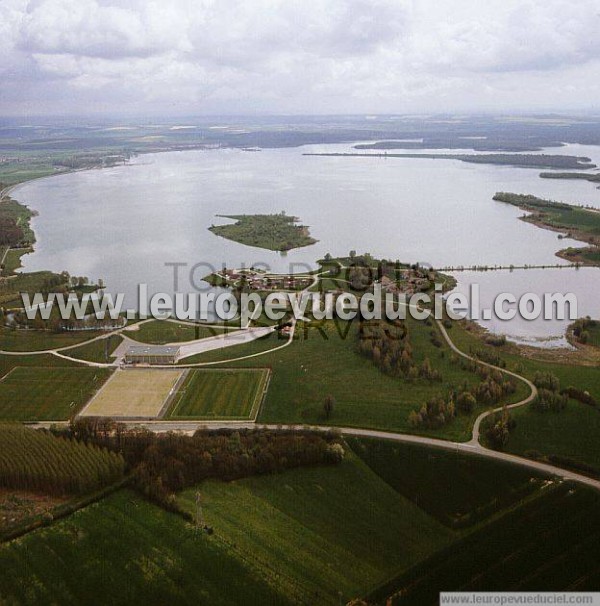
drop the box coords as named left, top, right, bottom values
left=0, top=432, right=587, bottom=604
left=451, top=321, right=600, bottom=469
left=0, top=327, right=103, bottom=352
left=129, top=320, right=233, bottom=345
left=63, top=335, right=123, bottom=363
left=0, top=490, right=290, bottom=606
left=167, top=368, right=269, bottom=420
left=203, top=318, right=528, bottom=440
left=368, top=482, right=600, bottom=604
left=178, top=451, right=451, bottom=604
left=348, top=438, right=545, bottom=528
left=503, top=400, right=600, bottom=473
left=0, top=367, right=112, bottom=421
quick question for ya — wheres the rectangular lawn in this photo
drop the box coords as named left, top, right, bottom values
left=0, top=367, right=112, bottom=421
left=80, top=368, right=184, bottom=418
left=166, top=368, right=269, bottom=420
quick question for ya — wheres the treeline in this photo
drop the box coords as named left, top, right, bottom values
left=493, top=192, right=574, bottom=211
left=0, top=424, right=124, bottom=496
left=63, top=421, right=344, bottom=507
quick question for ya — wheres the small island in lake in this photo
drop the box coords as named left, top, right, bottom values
left=208, top=212, right=317, bottom=252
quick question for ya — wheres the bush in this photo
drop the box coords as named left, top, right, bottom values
left=531, top=388, right=567, bottom=413
left=533, top=371, right=561, bottom=392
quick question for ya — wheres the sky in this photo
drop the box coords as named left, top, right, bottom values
left=1, top=0, right=600, bottom=117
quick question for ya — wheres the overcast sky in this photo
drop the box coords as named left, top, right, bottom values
left=1, top=0, right=599, bottom=117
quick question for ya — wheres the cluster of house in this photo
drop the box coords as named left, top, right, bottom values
left=378, top=270, right=434, bottom=295
left=221, top=269, right=312, bottom=291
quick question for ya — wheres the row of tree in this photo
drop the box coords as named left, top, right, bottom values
left=64, top=421, right=345, bottom=507
left=0, top=424, right=124, bottom=496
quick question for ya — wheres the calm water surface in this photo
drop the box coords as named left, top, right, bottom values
left=14, top=143, right=600, bottom=346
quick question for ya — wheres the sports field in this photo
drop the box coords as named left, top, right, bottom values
left=0, top=367, right=112, bottom=421
left=166, top=368, right=269, bottom=420
left=80, top=368, right=184, bottom=418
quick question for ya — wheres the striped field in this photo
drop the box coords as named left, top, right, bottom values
left=166, top=368, right=270, bottom=420
left=0, top=367, right=112, bottom=421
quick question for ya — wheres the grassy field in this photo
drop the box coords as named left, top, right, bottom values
left=0, top=367, right=112, bottom=421
left=128, top=321, right=234, bottom=345
left=80, top=368, right=183, bottom=418
left=201, top=318, right=528, bottom=440
left=178, top=451, right=451, bottom=604
left=0, top=327, right=104, bottom=352
left=63, top=334, right=123, bottom=363
left=450, top=321, right=600, bottom=469
left=166, top=368, right=269, bottom=420
left=0, top=489, right=290, bottom=606
left=369, top=482, right=600, bottom=604
left=1, top=248, right=31, bottom=275
left=504, top=400, right=600, bottom=473
left=348, top=438, right=545, bottom=528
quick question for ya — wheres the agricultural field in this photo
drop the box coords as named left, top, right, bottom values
left=166, top=368, right=269, bottom=420
left=0, top=424, right=124, bottom=495
left=128, top=320, right=234, bottom=345
left=503, top=400, right=600, bottom=474
left=368, top=483, right=600, bottom=605
left=0, top=367, right=112, bottom=421
left=177, top=451, right=452, bottom=604
left=80, top=368, right=184, bottom=418
left=348, top=438, right=545, bottom=528
left=0, top=490, right=290, bottom=606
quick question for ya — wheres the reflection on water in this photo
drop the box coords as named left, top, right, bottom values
left=452, top=267, right=599, bottom=348
left=13, top=144, right=600, bottom=346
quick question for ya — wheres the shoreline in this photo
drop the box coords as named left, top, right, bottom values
left=3, top=149, right=599, bottom=347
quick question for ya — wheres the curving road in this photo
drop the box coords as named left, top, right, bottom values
left=7, top=277, right=600, bottom=492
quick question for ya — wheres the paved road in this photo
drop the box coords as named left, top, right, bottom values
left=174, top=325, right=276, bottom=360
left=28, top=419, right=600, bottom=491
left=435, top=319, right=538, bottom=445
left=9, top=274, right=600, bottom=492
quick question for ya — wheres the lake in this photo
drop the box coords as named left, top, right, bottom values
left=13, top=142, right=600, bottom=346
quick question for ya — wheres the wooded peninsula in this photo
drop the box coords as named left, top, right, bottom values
left=493, top=192, right=600, bottom=266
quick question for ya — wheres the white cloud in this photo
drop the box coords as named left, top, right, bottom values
left=1, top=0, right=599, bottom=115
